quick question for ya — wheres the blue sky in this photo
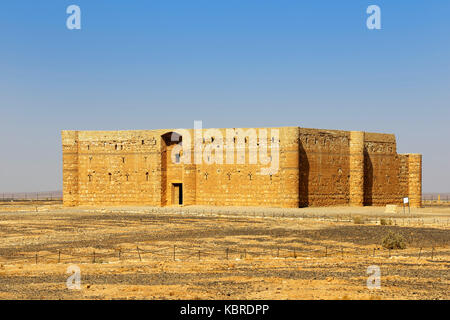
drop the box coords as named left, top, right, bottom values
left=0, top=0, right=449, bottom=193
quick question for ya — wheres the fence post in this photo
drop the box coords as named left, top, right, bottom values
left=431, top=247, right=434, bottom=260
left=35, top=253, right=38, bottom=264
left=137, top=247, right=142, bottom=262
left=198, top=250, right=201, bottom=261
left=173, top=245, right=176, bottom=261
left=293, top=248, right=296, bottom=259
left=226, top=248, right=229, bottom=260
left=325, top=246, right=327, bottom=257
left=58, top=250, right=61, bottom=263
left=93, top=250, right=96, bottom=263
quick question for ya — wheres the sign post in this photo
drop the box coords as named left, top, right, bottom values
left=403, top=197, right=410, bottom=215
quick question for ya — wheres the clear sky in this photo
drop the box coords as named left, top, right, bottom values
left=0, top=0, right=449, bottom=193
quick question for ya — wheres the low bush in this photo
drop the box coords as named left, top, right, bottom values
left=352, top=215, right=365, bottom=224
left=382, top=231, right=406, bottom=249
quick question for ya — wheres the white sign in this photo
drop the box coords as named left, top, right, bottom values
left=403, top=197, right=409, bottom=204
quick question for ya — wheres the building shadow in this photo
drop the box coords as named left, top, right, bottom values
left=364, top=149, right=373, bottom=205
left=299, top=140, right=309, bottom=207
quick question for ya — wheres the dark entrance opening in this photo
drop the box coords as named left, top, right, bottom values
left=172, top=183, right=183, bottom=205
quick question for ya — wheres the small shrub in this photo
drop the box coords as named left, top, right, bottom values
left=380, top=218, right=392, bottom=226
left=353, top=215, right=365, bottom=224
left=382, top=231, right=406, bottom=250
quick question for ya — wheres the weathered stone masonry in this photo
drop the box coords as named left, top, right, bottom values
left=62, top=127, right=422, bottom=208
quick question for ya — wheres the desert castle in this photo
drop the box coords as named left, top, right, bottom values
left=62, top=126, right=422, bottom=208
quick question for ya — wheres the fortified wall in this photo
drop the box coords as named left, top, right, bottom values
left=62, top=127, right=422, bottom=208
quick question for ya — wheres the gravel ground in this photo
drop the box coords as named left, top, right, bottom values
left=0, top=203, right=448, bottom=299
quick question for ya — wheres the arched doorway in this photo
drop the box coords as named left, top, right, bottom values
left=160, top=132, right=183, bottom=206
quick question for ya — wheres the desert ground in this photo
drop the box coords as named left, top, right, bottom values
left=0, top=202, right=448, bottom=300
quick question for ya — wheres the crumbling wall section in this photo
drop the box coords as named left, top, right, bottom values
left=298, top=128, right=351, bottom=206
left=363, top=132, right=402, bottom=206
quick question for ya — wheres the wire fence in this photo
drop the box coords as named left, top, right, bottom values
left=96, top=208, right=450, bottom=227
left=0, top=244, right=447, bottom=265
left=422, top=194, right=450, bottom=204
left=0, top=191, right=448, bottom=205
left=0, top=191, right=62, bottom=202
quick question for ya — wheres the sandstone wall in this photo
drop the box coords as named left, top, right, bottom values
left=62, top=126, right=422, bottom=208
left=398, top=154, right=410, bottom=199
left=350, top=131, right=365, bottom=206
left=298, top=128, right=351, bottom=206
left=363, top=132, right=401, bottom=205
left=62, top=131, right=79, bottom=206
left=408, top=154, right=422, bottom=208
left=63, top=130, right=165, bottom=206
left=193, top=127, right=298, bottom=207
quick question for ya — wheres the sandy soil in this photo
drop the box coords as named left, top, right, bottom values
left=0, top=203, right=448, bottom=300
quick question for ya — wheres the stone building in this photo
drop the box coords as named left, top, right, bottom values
left=62, top=127, right=422, bottom=208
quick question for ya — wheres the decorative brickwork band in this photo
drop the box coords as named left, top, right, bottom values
left=349, top=131, right=365, bottom=206
left=408, top=154, right=422, bottom=208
